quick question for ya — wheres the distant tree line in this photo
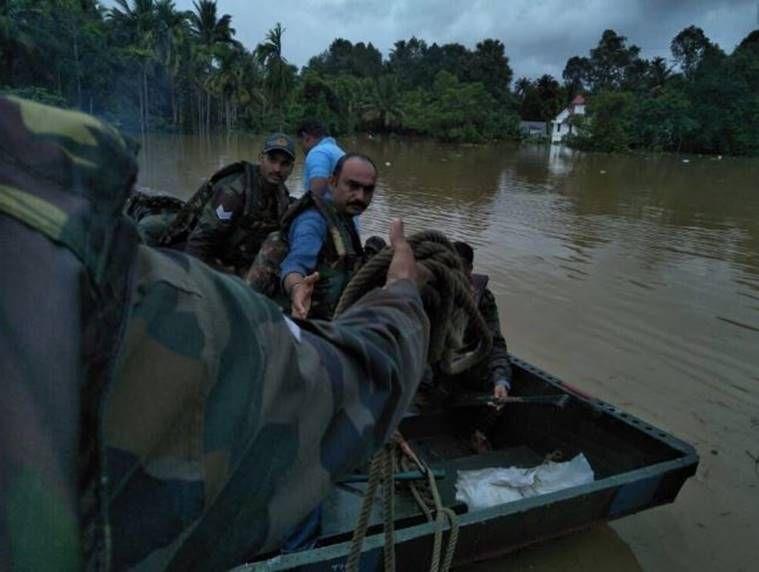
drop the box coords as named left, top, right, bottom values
left=1, top=1, right=757, bottom=154
left=0, top=0, right=520, bottom=142
left=551, top=27, right=759, bottom=156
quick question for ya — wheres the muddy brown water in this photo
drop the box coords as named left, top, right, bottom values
left=137, top=133, right=759, bottom=571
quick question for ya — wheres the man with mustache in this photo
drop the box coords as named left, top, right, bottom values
left=179, top=133, right=296, bottom=275
left=280, top=153, right=376, bottom=320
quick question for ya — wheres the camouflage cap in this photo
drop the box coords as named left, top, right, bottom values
left=262, top=132, right=296, bottom=160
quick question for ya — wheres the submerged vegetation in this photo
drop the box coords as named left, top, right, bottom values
left=1, top=1, right=758, bottom=154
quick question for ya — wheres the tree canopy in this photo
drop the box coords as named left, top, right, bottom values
left=559, top=26, right=759, bottom=155
left=1, top=3, right=756, bottom=154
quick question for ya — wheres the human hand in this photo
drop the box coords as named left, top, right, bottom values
left=385, top=219, right=417, bottom=287
left=493, top=384, right=509, bottom=401
left=290, top=272, right=319, bottom=319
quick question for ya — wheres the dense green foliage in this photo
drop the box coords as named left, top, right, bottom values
left=0, top=0, right=519, bottom=141
left=1, top=1, right=757, bottom=152
left=557, top=27, right=759, bottom=155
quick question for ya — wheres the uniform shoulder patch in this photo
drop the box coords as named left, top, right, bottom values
left=215, top=204, right=234, bottom=221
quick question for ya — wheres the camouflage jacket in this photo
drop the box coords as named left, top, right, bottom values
left=472, top=274, right=513, bottom=388
left=182, top=161, right=292, bottom=275
left=0, top=96, right=429, bottom=571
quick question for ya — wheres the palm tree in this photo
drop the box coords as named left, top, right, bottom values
left=514, top=77, right=532, bottom=100
left=188, top=0, right=238, bottom=131
left=647, top=56, right=673, bottom=91
left=362, top=75, right=404, bottom=131
left=109, top=0, right=160, bottom=135
left=155, top=0, right=190, bottom=126
left=188, top=0, right=235, bottom=48
left=332, top=74, right=363, bottom=133
left=256, top=22, right=295, bottom=125
left=207, top=45, right=260, bottom=133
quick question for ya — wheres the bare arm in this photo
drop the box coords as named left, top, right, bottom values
left=106, top=220, right=429, bottom=569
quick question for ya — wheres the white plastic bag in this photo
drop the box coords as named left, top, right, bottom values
left=454, top=453, right=594, bottom=511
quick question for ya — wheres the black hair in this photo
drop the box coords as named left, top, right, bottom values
left=332, top=153, right=378, bottom=179
left=453, top=241, right=474, bottom=266
left=296, top=119, right=328, bottom=138
left=364, top=235, right=387, bottom=257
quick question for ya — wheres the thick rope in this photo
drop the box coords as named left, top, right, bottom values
left=343, top=232, right=477, bottom=571
left=345, top=451, right=384, bottom=572
left=344, top=440, right=459, bottom=572
left=336, top=230, right=493, bottom=375
left=382, top=446, right=396, bottom=572
left=398, top=447, right=460, bottom=572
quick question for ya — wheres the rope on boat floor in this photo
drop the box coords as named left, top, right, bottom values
left=345, top=438, right=459, bottom=572
left=342, top=232, right=480, bottom=571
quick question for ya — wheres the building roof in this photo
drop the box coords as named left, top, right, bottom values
left=520, top=121, right=546, bottom=129
left=571, top=94, right=586, bottom=106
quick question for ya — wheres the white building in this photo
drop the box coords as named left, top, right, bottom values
left=551, top=95, right=586, bottom=144
left=519, top=120, right=547, bottom=138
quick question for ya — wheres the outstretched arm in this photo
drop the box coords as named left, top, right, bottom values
left=107, top=221, right=428, bottom=570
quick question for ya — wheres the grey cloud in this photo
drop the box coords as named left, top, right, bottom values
left=103, top=0, right=758, bottom=80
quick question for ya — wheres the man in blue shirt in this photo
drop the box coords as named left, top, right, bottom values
left=296, top=119, right=345, bottom=197
left=280, top=153, right=377, bottom=319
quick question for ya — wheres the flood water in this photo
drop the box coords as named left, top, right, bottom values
left=137, top=133, right=759, bottom=572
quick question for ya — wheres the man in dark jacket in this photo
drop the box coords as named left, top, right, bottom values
left=453, top=241, right=513, bottom=399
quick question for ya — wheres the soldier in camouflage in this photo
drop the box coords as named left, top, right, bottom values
left=170, top=133, right=296, bottom=275
left=0, top=96, right=429, bottom=570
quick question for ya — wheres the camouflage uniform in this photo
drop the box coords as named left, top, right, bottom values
left=176, top=161, right=291, bottom=275
left=0, top=96, right=429, bottom=570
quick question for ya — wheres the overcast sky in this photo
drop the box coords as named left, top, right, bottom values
left=103, top=0, right=759, bottom=80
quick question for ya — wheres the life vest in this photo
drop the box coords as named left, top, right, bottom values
left=159, top=161, right=291, bottom=270
left=246, top=192, right=364, bottom=319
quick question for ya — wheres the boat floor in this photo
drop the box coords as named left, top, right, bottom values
left=322, top=439, right=544, bottom=539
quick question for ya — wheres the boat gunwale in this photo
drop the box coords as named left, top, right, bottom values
left=238, top=356, right=699, bottom=571
left=510, top=356, right=698, bottom=459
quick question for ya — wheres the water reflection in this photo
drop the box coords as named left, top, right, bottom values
left=136, top=132, right=759, bottom=291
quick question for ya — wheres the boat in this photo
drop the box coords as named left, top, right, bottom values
left=235, top=356, right=699, bottom=571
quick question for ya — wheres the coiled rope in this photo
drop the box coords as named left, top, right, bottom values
left=344, top=439, right=459, bottom=572
left=396, top=436, right=459, bottom=572
left=341, top=231, right=488, bottom=572
left=336, top=230, right=492, bottom=376
left=345, top=445, right=395, bottom=572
